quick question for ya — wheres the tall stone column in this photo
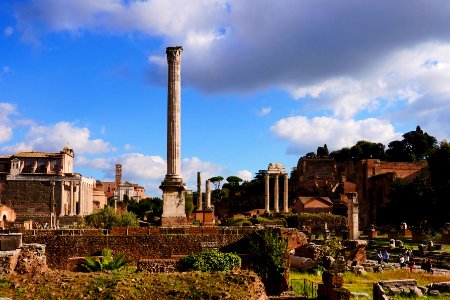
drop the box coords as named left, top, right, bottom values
left=69, top=181, right=74, bottom=216
left=264, top=173, right=270, bottom=213
left=160, top=46, right=187, bottom=226
left=347, top=192, right=359, bottom=240
left=196, top=172, right=202, bottom=210
left=205, top=179, right=211, bottom=209
left=274, top=174, right=279, bottom=213
left=59, top=181, right=65, bottom=217
left=283, top=173, right=289, bottom=213
left=165, top=46, right=182, bottom=182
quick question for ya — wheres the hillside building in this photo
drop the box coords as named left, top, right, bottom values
left=0, top=148, right=97, bottom=226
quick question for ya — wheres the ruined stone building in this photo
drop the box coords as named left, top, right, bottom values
left=0, top=148, right=97, bottom=225
left=292, top=157, right=427, bottom=228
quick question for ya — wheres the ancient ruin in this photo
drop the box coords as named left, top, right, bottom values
left=160, top=46, right=187, bottom=226
left=264, top=163, right=289, bottom=213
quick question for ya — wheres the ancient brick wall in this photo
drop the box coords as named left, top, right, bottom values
left=23, top=233, right=249, bottom=270
left=1, top=181, right=53, bottom=221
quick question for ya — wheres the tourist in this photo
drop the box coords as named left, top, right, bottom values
left=399, top=256, right=405, bottom=268
left=424, top=259, right=434, bottom=274
left=377, top=251, right=383, bottom=264
left=409, top=259, right=415, bottom=272
left=382, top=250, right=390, bottom=263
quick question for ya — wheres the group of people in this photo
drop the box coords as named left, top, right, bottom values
left=421, top=258, right=434, bottom=274
left=399, top=249, right=415, bottom=272
left=376, top=248, right=435, bottom=274
left=377, top=250, right=390, bottom=264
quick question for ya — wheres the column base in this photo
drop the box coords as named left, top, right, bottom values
left=161, top=216, right=188, bottom=226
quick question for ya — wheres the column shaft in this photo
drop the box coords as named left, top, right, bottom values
left=264, top=173, right=270, bottom=213
left=283, top=173, right=289, bottom=213
left=165, top=47, right=182, bottom=180
left=59, top=181, right=65, bottom=217
left=205, top=179, right=211, bottom=209
left=274, top=174, right=279, bottom=212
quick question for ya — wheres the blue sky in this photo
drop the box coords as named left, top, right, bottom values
left=1, top=0, right=450, bottom=196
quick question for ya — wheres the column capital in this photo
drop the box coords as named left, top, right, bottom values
left=166, top=46, right=183, bottom=63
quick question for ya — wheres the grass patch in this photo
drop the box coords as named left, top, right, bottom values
left=291, top=269, right=450, bottom=296
left=0, top=268, right=264, bottom=299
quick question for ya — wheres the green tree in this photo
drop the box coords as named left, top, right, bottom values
left=248, top=229, right=288, bottom=295
left=226, top=176, right=243, bottom=186
left=185, top=192, right=194, bottom=216
left=427, top=140, right=450, bottom=225
left=85, top=206, right=139, bottom=229
left=209, top=176, right=224, bottom=202
left=386, top=126, right=437, bottom=161
left=316, top=144, right=329, bottom=157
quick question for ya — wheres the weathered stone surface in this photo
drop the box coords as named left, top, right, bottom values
left=15, top=243, right=47, bottom=275
left=409, top=286, right=423, bottom=298
left=137, top=259, right=178, bottom=273
left=294, top=242, right=324, bottom=263
left=322, top=271, right=344, bottom=288
left=427, top=282, right=450, bottom=293
left=289, top=255, right=315, bottom=271
left=351, top=292, right=370, bottom=299
left=23, top=232, right=252, bottom=270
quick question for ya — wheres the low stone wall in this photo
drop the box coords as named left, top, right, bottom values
left=23, top=233, right=249, bottom=270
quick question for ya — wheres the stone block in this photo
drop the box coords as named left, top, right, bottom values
left=322, top=271, right=344, bottom=288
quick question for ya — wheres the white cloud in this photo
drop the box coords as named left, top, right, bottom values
left=181, top=156, right=225, bottom=190
left=236, top=169, right=253, bottom=181
left=257, top=106, right=271, bottom=117
left=271, top=116, right=400, bottom=154
left=1, top=121, right=111, bottom=155
left=76, top=153, right=225, bottom=196
left=122, top=153, right=166, bottom=180
left=0, top=125, right=13, bottom=144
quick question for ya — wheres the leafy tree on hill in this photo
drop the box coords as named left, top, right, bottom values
left=386, top=126, right=437, bottom=161
left=427, top=140, right=450, bottom=224
left=226, top=176, right=243, bottom=186
left=316, top=144, right=329, bottom=157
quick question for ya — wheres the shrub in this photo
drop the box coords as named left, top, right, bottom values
left=248, top=228, right=288, bottom=295
left=178, top=250, right=241, bottom=272
left=225, top=218, right=252, bottom=226
left=85, top=206, right=138, bottom=229
left=81, top=248, right=131, bottom=272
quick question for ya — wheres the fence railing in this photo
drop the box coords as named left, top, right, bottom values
left=291, top=278, right=318, bottom=298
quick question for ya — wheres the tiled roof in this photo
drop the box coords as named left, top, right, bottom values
left=13, top=152, right=62, bottom=158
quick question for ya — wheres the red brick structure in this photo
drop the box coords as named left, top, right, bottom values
left=293, top=157, right=428, bottom=229
left=292, top=196, right=333, bottom=214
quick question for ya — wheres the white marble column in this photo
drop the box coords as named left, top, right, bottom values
left=205, top=179, right=211, bottom=209
left=264, top=173, right=270, bottom=213
left=69, top=181, right=74, bottom=216
left=274, top=174, right=279, bottom=213
left=197, top=172, right=202, bottom=210
left=283, top=173, right=289, bottom=213
left=165, top=46, right=183, bottom=182
left=59, top=181, right=65, bottom=217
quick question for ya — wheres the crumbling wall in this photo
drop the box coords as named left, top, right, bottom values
left=23, top=233, right=249, bottom=270
left=1, top=181, right=52, bottom=221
